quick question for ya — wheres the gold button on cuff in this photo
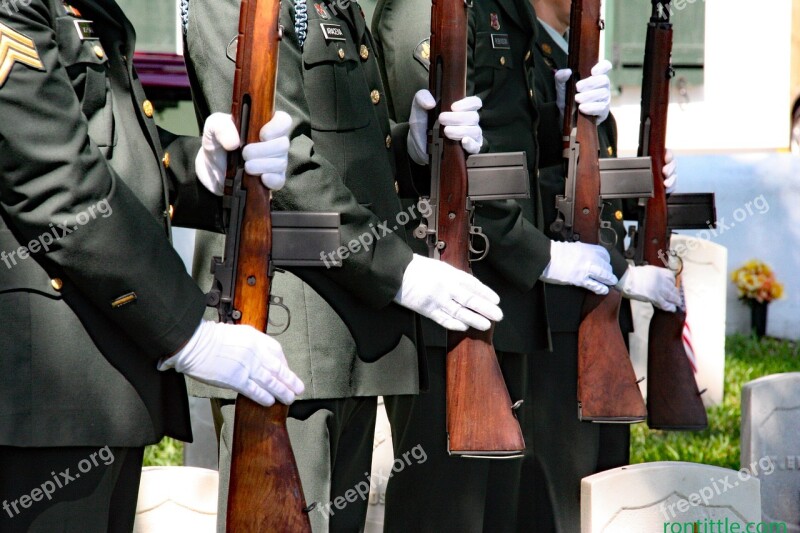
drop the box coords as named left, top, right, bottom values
left=162, top=152, right=171, bottom=169
left=499, top=56, right=506, bottom=66
left=370, top=90, right=381, bottom=105
left=385, top=134, right=392, bottom=149
left=93, top=45, right=105, bottom=59
left=360, top=44, right=369, bottom=60
left=142, top=100, right=154, bottom=118
left=50, top=278, right=63, bottom=291
left=614, top=210, right=624, bottom=221
left=338, top=48, right=346, bottom=60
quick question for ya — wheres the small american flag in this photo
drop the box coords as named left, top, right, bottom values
left=679, top=283, right=698, bottom=373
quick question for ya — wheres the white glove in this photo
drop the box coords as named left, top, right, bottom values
left=196, top=111, right=292, bottom=196
left=407, top=89, right=484, bottom=166
left=663, top=149, right=678, bottom=194
left=556, top=60, right=612, bottom=125
left=540, top=241, right=618, bottom=295
left=394, top=254, right=503, bottom=332
left=617, top=265, right=682, bottom=312
left=555, top=68, right=571, bottom=119
left=158, top=320, right=305, bottom=407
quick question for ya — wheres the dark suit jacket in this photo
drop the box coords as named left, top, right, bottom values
left=0, top=0, right=219, bottom=446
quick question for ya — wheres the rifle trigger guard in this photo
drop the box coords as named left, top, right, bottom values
left=268, top=295, right=291, bottom=335
left=468, top=226, right=490, bottom=262
left=598, top=221, right=618, bottom=249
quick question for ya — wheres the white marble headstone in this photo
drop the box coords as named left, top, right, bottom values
left=134, top=466, right=219, bottom=532
left=581, top=462, right=760, bottom=533
left=742, top=373, right=800, bottom=531
left=629, top=235, right=728, bottom=407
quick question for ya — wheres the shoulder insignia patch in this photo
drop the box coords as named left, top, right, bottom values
left=414, top=38, right=430, bottom=71
left=0, top=22, right=45, bottom=89
left=490, top=13, right=500, bottom=31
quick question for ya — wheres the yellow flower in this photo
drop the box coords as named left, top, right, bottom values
left=732, top=260, right=784, bottom=303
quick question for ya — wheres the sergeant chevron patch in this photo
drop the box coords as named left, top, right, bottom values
left=0, top=22, right=45, bottom=88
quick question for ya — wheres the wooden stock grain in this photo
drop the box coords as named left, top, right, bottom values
left=567, top=0, right=646, bottom=422
left=225, top=0, right=313, bottom=530
left=638, top=0, right=707, bottom=431
left=430, top=0, right=525, bottom=455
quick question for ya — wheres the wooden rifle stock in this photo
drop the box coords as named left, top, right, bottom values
left=224, top=0, right=313, bottom=529
left=565, top=0, right=646, bottom=422
left=429, top=0, right=525, bottom=456
left=638, top=0, right=707, bottom=431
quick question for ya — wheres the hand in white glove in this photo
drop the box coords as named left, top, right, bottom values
left=555, top=68, right=571, bottom=119
left=663, top=149, right=678, bottom=194
left=196, top=111, right=292, bottom=196
left=394, top=254, right=503, bottom=331
left=540, top=241, right=618, bottom=295
left=576, top=60, right=612, bottom=124
left=556, top=60, right=612, bottom=125
left=407, top=89, right=484, bottom=165
left=617, top=265, right=682, bottom=312
left=159, top=320, right=305, bottom=407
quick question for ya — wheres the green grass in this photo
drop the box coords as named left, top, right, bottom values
left=143, top=436, right=184, bottom=467
left=630, top=334, right=800, bottom=470
left=144, top=335, right=800, bottom=469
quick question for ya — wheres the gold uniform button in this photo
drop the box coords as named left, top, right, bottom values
left=50, top=278, right=63, bottom=291
left=385, top=134, right=392, bottom=149
left=338, top=48, right=346, bottom=60
left=614, top=210, right=624, bottom=221
left=142, top=100, right=154, bottom=118
left=607, top=146, right=614, bottom=156
left=370, top=89, right=381, bottom=105
left=394, top=181, right=400, bottom=194
left=528, top=89, right=534, bottom=98
left=162, top=152, right=171, bottom=169
left=168, top=204, right=175, bottom=220
left=360, top=44, right=369, bottom=60
left=499, top=56, right=506, bottom=66
left=93, top=45, right=105, bottom=59
left=524, top=50, right=531, bottom=61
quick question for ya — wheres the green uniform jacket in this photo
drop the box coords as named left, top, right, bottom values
left=185, top=0, right=422, bottom=400
left=533, top=20, right=633, bottom=333
left=373, top=0, right=553, bottom=354
left=0, top=0, right=217, bottom=446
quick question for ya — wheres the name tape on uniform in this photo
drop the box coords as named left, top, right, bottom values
left=73, top=20, right=98, bottom=41
left=491, top=34, right=511, bottom=50
left=320, top=23, right=345, bottom=41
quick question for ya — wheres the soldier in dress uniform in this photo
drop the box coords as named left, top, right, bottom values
left=0, top=1, right=304, bottom=531
left=184, top=0, right=502, bottom=530
left=372, top=0, right=681, bottom=530
left=519, top=1, right=680, bottom=529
